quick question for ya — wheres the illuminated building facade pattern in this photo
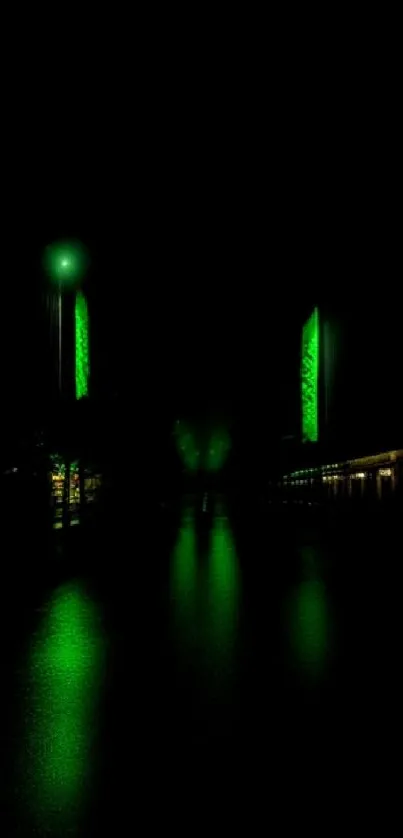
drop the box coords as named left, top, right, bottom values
left=301, top=307, right=319, bottom=443
left=75, top=292, right=90, bottom=399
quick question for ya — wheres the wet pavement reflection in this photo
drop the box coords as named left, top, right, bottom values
left=0, top=492, right=399, bottom=833
left=21, top=582, right=105, bottom=836
left=170, top=501, right=241, bottom=739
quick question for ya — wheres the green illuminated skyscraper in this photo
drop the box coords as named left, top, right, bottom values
left=75, top=292, right=90, bottom=399
left=301, top=307, right=319, bottom=443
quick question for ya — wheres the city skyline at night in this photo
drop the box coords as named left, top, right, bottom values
left=1, top=209, right=402, bottom=469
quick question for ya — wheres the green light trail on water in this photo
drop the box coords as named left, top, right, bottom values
left=170, top=506, right=199, bottom=685
left=23, top=582, right=104, bottom=834
left=205, top=514, right=240, bottom=688
left=171, top=508, right=197, bottom=626
left=170, top=504, right=241, bottom=715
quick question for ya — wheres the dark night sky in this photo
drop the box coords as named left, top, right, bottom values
left=2, top=65, right=400, bottom=448
left=2, top=185, right=310, bottom=437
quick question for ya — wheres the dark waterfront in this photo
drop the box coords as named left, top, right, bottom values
left=3, top=91, right=402, bottom=835
left=1, top=488, right=400, bottom=835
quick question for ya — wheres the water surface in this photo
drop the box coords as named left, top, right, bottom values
left=1, top=493, right=398, bottom=833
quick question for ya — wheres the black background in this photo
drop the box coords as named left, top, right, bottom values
left=2, top=57, right=401, bottom=452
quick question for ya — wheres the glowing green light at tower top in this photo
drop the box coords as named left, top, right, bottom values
left=301, top=307, right=319, bottom=443
left=44, top=241, right=88, bottom=286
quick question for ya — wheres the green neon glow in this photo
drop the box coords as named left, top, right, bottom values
left=24, top=582, right=104, bottom=833
left=301, top=307, right=319, bottom=442
left=75, top=291, right=90, bottom=399
left=174, top=421, right=231, bottom=472
left=44, top=241, right=87, bottom=286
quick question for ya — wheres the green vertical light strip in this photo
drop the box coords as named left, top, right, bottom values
left=170, top=504, right=241, bottom=723
left=171, top=508, right=197, bottom=623
left=24, top=582, right=104, bottom=834
left=170, top=507, right=198, bottom=678
left=205, top=512, right=240, bottom=693
left=301, top=306, right=319, bottom=442
left=75, top=291, right=90, bottom=399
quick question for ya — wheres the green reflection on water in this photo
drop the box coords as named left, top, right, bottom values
left=289, top=547, right=330, bottom=681
left=293, top=580, right=328, bottom=670
left=170, top=503, right=240, bottom=709
left=206, top=514, right=240, bottom=673
left=171, top=507, right=198, bottom=630
left=25, top=581, right=104, bottom=833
